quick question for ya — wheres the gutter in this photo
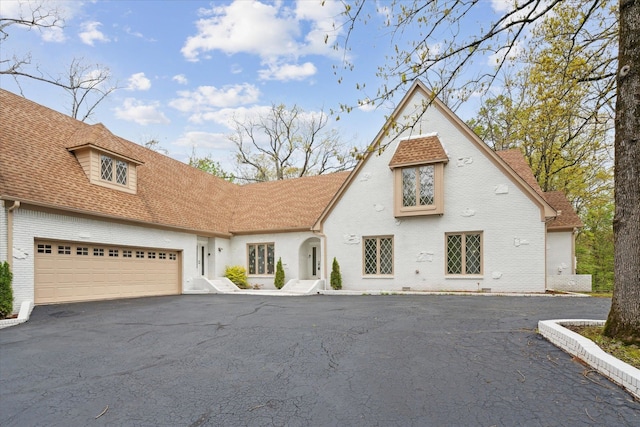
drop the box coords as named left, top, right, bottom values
left=6, top=201, right=20, bottom=267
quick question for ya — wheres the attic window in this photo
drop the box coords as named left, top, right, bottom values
left=389, top=135, right=448, bottom=217
left=101, top=155, right=128, bottom=186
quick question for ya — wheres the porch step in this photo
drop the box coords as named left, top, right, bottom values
left=281, top=279, right=324, bottom=295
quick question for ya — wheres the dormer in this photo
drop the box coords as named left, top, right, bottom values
left=66, top=124, right=143, bottom=194
left=389, top=134, right=449, bottom=217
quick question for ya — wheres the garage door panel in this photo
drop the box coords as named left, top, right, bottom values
left=35, top=240, right=181, bottom=304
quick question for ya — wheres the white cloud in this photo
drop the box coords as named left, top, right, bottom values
left=487, top=40, right=524, bottom=66
left=181, top=0, right=343, bottom=65
left=79, top=21, right=110, bottom=46
left=0, top=0, right=83, bottom=43
left=258, top=61, right=317, bottom=81
left=188, top=105, right=273, bottom=127
left=172, top=131, right=235, bottom=150
left=114, top=98, right=169, bottom=125
left=172, top=74, right=188, bottom=85
left=126, top=72, right=151, bottom=91
left=357, top=98, right=376, bottom=113
left=169, top=84, right=261, bottom=122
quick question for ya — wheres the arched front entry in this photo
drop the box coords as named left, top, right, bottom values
left=298, top=237, right=321, bottom=280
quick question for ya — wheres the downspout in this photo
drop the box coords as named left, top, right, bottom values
left=7, top=201, right=20, bottom=268
left=313, top=229, right=328, bottom=291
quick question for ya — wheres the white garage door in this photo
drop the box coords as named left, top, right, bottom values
left=34, top=240, right=181, bottom=304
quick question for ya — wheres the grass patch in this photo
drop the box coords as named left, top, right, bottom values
left=565, top=325, right=640, bottom=369
left=582, top=292, right=613, bottom=298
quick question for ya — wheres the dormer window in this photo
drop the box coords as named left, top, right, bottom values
left=100, top=155, right=128, bottom=185
left=68, top=143, right=142, bottom=194
left=389, top=134, right=448, bottom=217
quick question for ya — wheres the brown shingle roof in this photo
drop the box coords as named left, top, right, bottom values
left=496, top=149, right=544, bottom=196
left=543, top=191, right=583, bottom=229
left=496, top=149, right=582, bottom=229
left=231, top=171, right=350, bottom=233
left=0, top=89, right=240, bottom=235
left=0, top=89, right=349, bottom=235
left=389, top=135, right=448, bottom=167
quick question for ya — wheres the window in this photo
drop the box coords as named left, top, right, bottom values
left=169, top=253, right=177, bottom=261
left=159, top=253, right=166, bottom=260
left=247, top=243, right=275, bottom=275
left=394, top=163, right=444, bottom=216
left=136, top=251, right=144, bottom=258
left=93, top=248, right=104, bottom=257
left=58, top=245, right=71, bottom=255
left=100, top=155, right=128, bottom=186
left=109, top=249, right=119, bottom=257
left=148, top=252, right=156, bottom=259
left=37, top=244, right=52, bottom=254
left=77, top=247, right=88, bottom=256
left=446, top=232, right=482, bottom=275
left=115, top=160, right=128, bottom=185
left=122, top=250, right=132, bottom=258
left=363, top=236, right=394, bottom=276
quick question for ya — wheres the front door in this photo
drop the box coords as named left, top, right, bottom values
left=310, top=244, right=320, bottom=279
left=197, top=243, right=206, bottom=276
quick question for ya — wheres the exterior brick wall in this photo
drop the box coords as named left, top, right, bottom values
left=547, top=274, right=592, bottom=292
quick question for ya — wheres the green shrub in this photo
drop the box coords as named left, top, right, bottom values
left=330, top=257, right=342, bottom=290
left=0, top=261, right=14, bottom=318
left=274, top=258, right=285, bottom=289
left=225, top=265, right=250, bottom=289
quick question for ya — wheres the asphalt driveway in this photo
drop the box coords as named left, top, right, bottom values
left=1, top=295, right=638, bottom=426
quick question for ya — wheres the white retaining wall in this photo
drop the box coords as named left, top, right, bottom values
left=547, top=274, right=592, bottom=292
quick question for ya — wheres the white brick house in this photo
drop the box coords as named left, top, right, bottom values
left=0, top=81, right=583, bottom=312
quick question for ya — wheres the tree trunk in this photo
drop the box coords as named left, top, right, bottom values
left=604, top=0, right=640, bottom=343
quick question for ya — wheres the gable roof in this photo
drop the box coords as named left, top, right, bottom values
left=231, top=171, right=350, bottom=234
left=542, top=191, right=583, bottom=230
left=495, top=149, right=544, bottom=196
left=496, top=150, right=582, bottom=230
left=388, top=134, right=449, bottom=168
left=313, top=80, right=556, bottom=230
left=0, top=89, right=347, bottom=236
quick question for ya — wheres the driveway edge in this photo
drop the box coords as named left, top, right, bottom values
left=0, top=301, right=33, bottom=329
left=538, top=319, right=640, bottom=400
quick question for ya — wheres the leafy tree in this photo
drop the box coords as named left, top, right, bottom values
left=330, top=257, right=342, bottom=290
left=0, top=261, right=13, bottom=318
left=576, top=201, right=614, bottom=291
left=274, top=258, right=285, bottom=289
left=229, top=103, right=356, bottom=182
left=1, top=3, right=118, bottom=121
left=188, top=148, right=235, bottom=182
left=334, top=0, right=639, bottom=342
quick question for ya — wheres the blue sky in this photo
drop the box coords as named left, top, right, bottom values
left=0, top=0, right=505, bottom=172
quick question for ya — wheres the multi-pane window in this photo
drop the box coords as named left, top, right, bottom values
left=148, top=252, right=156, bottom=259
left=446, top=232, right=482, bottom=275
left=100, top=155, right=128, bottom=186
left=136, top=251, right=144, bottom=258
left=109, top=249, right=119, bottom=257
left=363, top=236, right=394, bottom=275
left=247, top=243, right=275, bottom=275
left=93, top=248, right=104, bottom=257
left=77, top=247, right=89, bottom=256
left=159, top=253, right=166, bottom=260
left=37, top=244, right=52, bottom=254
left=100, top=155, right=113, bottom=181
left=122, top=250, right=132, bottom=258
left=169, top=253, right=177, bottom=260
left=115, top=160, right=128, bottom=185
left=402, top=165, right=434, bottom=207
left=58, top=245, right=71, bottom=255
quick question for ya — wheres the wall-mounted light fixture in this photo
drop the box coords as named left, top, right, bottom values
left=218, top=247, right=223, bottom=252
